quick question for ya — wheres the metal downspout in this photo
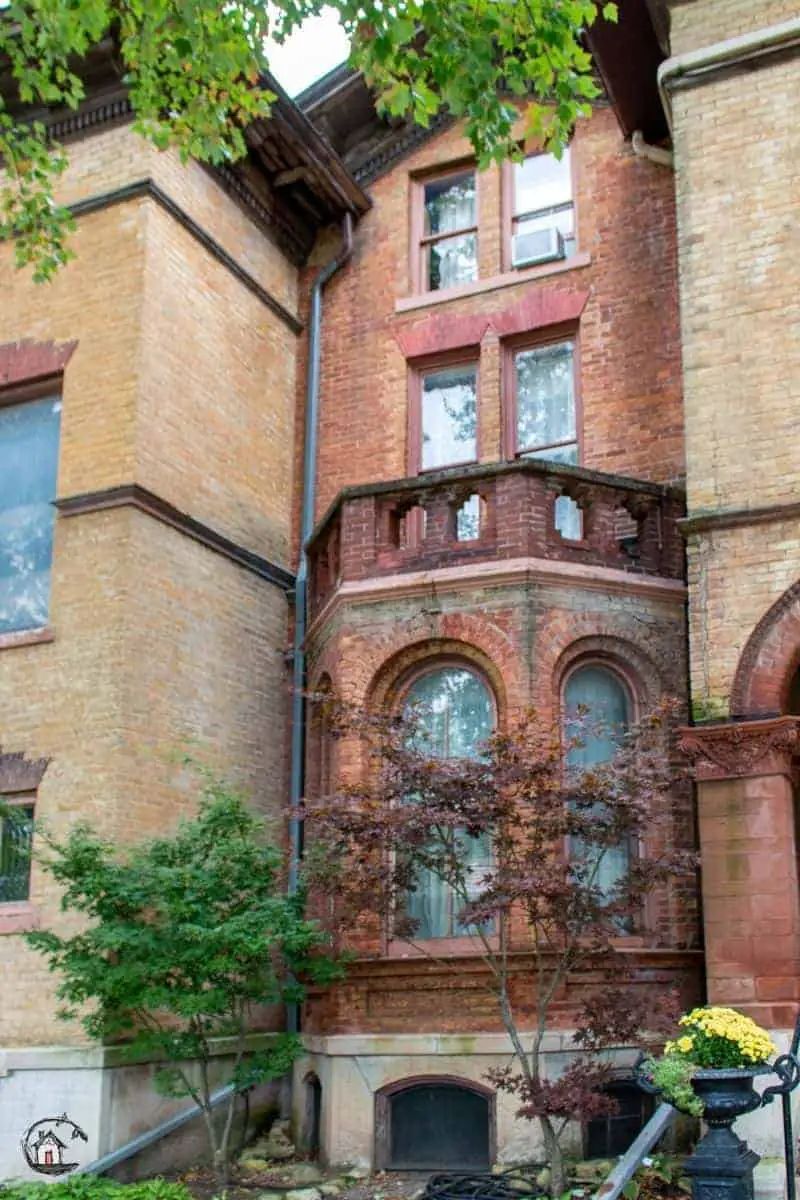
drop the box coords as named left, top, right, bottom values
left=657, top=16, right=800, bottom=133
left=287, top=214, right=354, bottom=1029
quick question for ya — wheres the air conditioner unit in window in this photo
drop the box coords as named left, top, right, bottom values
left=512, top=227, right=565, bottom=269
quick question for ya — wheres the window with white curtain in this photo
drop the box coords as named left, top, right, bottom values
left=403, top=666, right=494, bottom=939
left=565, top=665, right=632, bottom=904
left=419, top=170, right=478, bottom=293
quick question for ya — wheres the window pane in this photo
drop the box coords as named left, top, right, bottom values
left=428, top=233, right=478, bottom=291
left=515, top=342, right=575, bottom=454
left=0, top=806, right=34, bottom=902
left=0, top=396, right=62, bottom=635
left=421, top=366, right=477, bottom=470
left=566, top=667, right=629, bottom=767
left=565, top=668, right=630, bottom=903
left=514, top=150, right=572, bottom=217
left=424, top=172, right=476, bottom=236
left=406, top=667, right=493, bottom=759
left=404, top=668, right=494, bottom=938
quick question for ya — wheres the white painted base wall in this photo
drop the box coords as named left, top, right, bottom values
left=296, top=1029, right=800, bottom=1200
left=294, top=1032, right=642, bottom=1171
left=0, top=1039, right=280, bottom=1184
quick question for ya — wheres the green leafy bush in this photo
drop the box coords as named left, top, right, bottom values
left=1, top=1178, right=190, bottom=1200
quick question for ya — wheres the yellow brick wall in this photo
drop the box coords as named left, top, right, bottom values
left=671, top=0, right=799, bottom=54
left=0, top=121, right=298, bottom=1044
left=137, top=199, right=297, bottom=564
left=671, top=0, right=800, bottom=713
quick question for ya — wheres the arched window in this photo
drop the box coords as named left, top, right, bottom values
left=565, top=664, right=632, bottom=902
left=402, top=665, right=494, bottom=939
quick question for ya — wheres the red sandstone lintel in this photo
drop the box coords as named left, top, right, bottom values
left=395, top=314, right=491, bottom=359
left=0, top=339, right=77, bottom=390
left=490, top=287, right=591, bottom=338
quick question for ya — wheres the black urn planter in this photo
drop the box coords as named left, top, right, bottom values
left=682, top=1067, right=770, bottom=1200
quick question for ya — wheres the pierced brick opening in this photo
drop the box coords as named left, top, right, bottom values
left=555, top=493, right=583, bottom=540
left=397, top=504, right=427, bottom=550
left=614, top=505, right=640, bottom=559
left=455, top=493, right=483, bottom=541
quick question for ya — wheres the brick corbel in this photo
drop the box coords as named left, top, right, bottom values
left=678, top=716, right=800, bottom=782
left=0, top=749, right=50, bottom=794
left=0, top=339, right=77, bottom=390
left=395, top=315, right=491, bottom=359
left=490, top=287, right=590, bottom=338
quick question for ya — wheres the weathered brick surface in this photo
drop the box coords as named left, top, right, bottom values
left=0, top=125, right=298, bottom=1046
left=296, top=104, right=684, bottom=553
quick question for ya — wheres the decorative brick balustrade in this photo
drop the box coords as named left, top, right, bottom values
left=308, top=460, right=685, bottom=619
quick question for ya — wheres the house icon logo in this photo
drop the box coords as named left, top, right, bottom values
left=21, top=1113, right=88, bottom=1175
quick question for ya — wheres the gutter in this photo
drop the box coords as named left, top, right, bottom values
left=657, top=16, right=800, bottom=132
left=76, top=1085, right=235, bottom=1176
left=287, top=213, right=355, bottom=930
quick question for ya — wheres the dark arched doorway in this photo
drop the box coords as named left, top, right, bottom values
left=376, top=1078, right=492, bottom=1171
left=297, top=1073, right=322, bottom=1158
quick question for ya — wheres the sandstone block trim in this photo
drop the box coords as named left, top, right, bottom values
left=56, top=484, right=295, bottom=591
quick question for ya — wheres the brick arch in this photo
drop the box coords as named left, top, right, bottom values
left=361, top=611, right=521, bottom=715
left=533, top=611, right=676, bottom=719
left=730, top=579, right=800, bottom=718
left=368, top=636, right=508, bottom=718
left=313, top=609, right=521, bottom=712
left=552, top=634, right=665, bottom=712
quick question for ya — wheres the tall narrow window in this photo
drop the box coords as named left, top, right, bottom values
left=565, top=666, right=631, bottom=902
left=511, top=149, right=575, bottom=268
left=0, top=799, right=35, bottom=902
left=404, top=666, right=494, bottom=939
left=0, top=393, right=62, bottom=634
left=513, top=341, right=577, bottom=464
left=418, top=170, right=478, bottom=293
left=419, top=363, right=478, bottom=471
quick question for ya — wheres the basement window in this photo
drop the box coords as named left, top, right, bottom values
left=585, top=1082, right=653, bottom=1159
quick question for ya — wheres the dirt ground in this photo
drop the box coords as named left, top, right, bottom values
left=176, top=1165, right=425, bottom=1200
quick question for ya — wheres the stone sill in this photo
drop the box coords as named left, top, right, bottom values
left=301, top=1031, right=643, bottom=1057
left=0, top=626, right=54, bottom=653
left=0, top=1031, right=281, bottom=1070
left=0, top=902, right=40, bottom=935
left=396, top=253, right=592, bottom=314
